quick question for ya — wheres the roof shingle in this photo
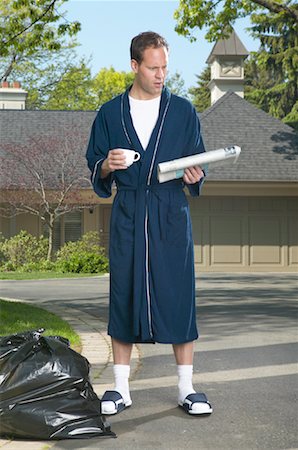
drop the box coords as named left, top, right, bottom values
left=200, top=91, right=298, bottom=181
left=0, top=93, right=297, bottom=185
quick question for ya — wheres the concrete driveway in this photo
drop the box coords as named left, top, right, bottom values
left=0, top=273, right=297, bottom=449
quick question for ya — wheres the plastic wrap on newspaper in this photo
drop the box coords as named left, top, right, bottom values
left=0, top=329, right=116, bottom=440
left=157, top=145, right=241, bottom=183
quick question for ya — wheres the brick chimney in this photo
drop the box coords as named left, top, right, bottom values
left=0, top=81, right=28, bottom=109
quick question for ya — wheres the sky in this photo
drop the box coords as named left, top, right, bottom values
left=65, top=0, right=260, bottom=90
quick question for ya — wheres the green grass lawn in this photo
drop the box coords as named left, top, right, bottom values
left=0, top=299, right=81, bottom=352
left=0, top=271, right=104, bottom=280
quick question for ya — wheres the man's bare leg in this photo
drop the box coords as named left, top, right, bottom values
left=112, top=338, right=133, bottom=364
left=172, top=341, right=194, bottom=365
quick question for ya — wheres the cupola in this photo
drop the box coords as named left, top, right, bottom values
left=206, top=29, right=249, bottom=105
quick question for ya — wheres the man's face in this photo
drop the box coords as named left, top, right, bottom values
left=131, top=46, right=168, bottom=99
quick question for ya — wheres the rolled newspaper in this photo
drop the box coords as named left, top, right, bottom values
left=157, top=145, right=241, bottom=183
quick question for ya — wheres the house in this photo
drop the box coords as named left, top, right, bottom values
left=193, top=91, right=298, bottom=272
left=0, top=32, right=297, bottom=272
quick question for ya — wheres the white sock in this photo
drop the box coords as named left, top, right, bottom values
left=177, top=364, right=196, bottom=403
left=113, top=364, right=131, bottom=404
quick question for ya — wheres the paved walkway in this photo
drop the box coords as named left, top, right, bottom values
left=0, top=273, right=297, bottom=449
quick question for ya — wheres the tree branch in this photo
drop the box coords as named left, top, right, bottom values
left=253, top=0, right=298, bottom=20
left=0, top=0, right=58, bottom=50
left=1, top=53, right=18, bottom=81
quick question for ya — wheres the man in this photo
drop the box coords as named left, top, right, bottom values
left=86, top=31, right=212, bottom=416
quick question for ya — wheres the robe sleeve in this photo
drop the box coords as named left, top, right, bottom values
left=86, top=108, right=114, bottom=198
left=183, top=105, right=207, bottom=197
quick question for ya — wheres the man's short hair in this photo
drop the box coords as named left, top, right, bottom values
left=130, top=31, right=169, bottom=63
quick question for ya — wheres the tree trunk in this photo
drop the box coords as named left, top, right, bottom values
left=47, top=215, right=55, bottom=261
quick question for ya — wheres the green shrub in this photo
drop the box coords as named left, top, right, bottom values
left=0, top=230, right=109, bottom=274
left=0, top=231, right=49, bottom=270
left=56, top=251, right=108, bottom=273
left=1, top=261, right=16, bottom=272
left=55, top=231, right=108, bottom=274
left=0, top=233, right=6, bottom=265
left=57, top=231, right=105, bottom=256
left=19, top=260, right=56, bottom=273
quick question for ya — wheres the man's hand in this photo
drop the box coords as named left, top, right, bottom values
left=101, top=149, right=127, bottom=178
left=183, top=166, right=204, bottom=184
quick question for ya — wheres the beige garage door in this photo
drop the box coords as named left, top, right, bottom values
left=94, top=195, right=297, bottom=273
left=190, top=196, right=298, bottom=272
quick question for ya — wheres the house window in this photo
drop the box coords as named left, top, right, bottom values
left=43, top=211, right=82, bottom=252
left=64, top=211, right=82, bottom=244
left=52, top=219, right=61, bottom=251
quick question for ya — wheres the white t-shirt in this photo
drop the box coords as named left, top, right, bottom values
left=129, top=95, right=161, bottom=150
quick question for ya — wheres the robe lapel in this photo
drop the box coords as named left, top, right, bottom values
left=122, top=90, right=144, bottom=155
left=122, top=87, right=171, bottom=184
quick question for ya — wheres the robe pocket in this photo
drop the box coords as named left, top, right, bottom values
left=113, top=198, right=135, bottom=243
left=166, top=204, right=190, bottom=247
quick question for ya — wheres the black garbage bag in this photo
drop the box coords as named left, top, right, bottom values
left=0, top=329, right=116, bottom=439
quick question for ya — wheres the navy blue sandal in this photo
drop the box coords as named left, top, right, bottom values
left=101, top=390, right=132, bottom=415
left=179, top=393, right=213, bottom=415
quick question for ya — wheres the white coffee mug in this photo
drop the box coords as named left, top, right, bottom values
left=120, top=149, right=141, bottom=167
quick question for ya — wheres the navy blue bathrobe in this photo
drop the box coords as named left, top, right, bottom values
left=86, top=87, right=206, bottom=344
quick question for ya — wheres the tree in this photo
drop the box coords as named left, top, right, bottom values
left=10, top=46, right=85, bottom=109
left=188, top=67, right=210, bottom=112
left=42, top=58, right=97, bottom=110
left=283, top=102, right=298, bottom=130
left=247, top=10, right=298, bottom=129
left=175, top=0, right=297, bottom=128
left=244, top=54, right=297, bottom=126
left=174, top=0, right=298, bottom=42
left=0, top=0, right=81, bottom=110
left=92, top=67, right=134, bottom=107
left=0, top=0, right=80, bottom=80
left=166, top=71, right=188, bottom=98
left=0, top=126, right=93, bottom=260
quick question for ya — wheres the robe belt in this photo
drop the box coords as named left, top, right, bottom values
left=117, top=182, right=184, bottom=192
